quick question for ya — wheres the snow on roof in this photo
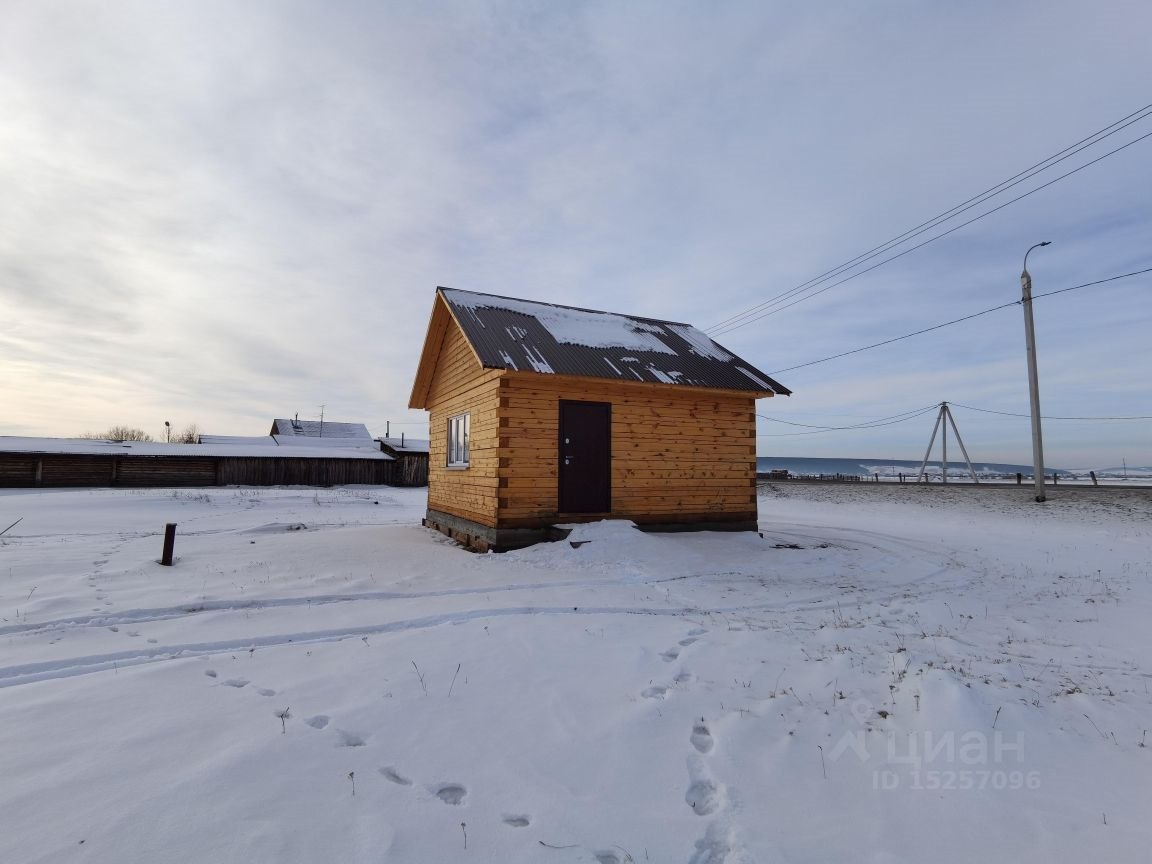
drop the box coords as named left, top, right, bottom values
left=438, top=287, right=790, bottom=395
left=0, top=437, right=392, bottom=460
left=270, top=419, right=374, bottom=441
left=449, top=290, right=675, bottom=354
left=378, top=437, right=430, bottom=454
left=272, top=435, right=378, bottom=449
left=199, top=435, right=273, bottom=445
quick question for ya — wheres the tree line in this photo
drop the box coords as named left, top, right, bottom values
left=77, top=424, right=201, bottom=444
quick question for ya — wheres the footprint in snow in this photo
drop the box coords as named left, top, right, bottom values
left=379, top=766, right=412, bottom=786
left=642, top=685, right=668, bottom=700
left=502, top=814, right=530, bottom=827
left=687, top=627, right=707, bottom=637
left=686, top=755, right=724, bottom=816
left=204, top=669, right=217, bottom=678
left=436, top=784, right=467, bottom=805
left=689, top=823, right=735, bottom=864
left=223, top=678, right=249, bottom=688
left=304, top=715, right=329, bottom=730
left=595, top=852, right=625, bottom=864
left=334, top=729, right=366, bottom=747
left=690, top=721, right=714, bottom=753
left=685, top=778, right=722, bottom=816
left=256, top=687, right=276, bottom=697
left=674, top=671, right=695, bottom=686
left=661, top=648, right=680, bottom=662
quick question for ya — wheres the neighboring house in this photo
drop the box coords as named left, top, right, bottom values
left=269, top=418, right=374, bottom=443
left=409, top=287, right=791, bottom=551
left=377, top=437, right=430, bottom=487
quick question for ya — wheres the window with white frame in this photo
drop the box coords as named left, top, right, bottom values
left=447, top=412, right=470, bottom=467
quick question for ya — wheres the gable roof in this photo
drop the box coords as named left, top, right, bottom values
left=410, top=287, right=790, bottom=407
left=269, top=419, right=374, bottom=442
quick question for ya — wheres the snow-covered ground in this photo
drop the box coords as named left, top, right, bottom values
left=1, top=483, right=1150, bottom=863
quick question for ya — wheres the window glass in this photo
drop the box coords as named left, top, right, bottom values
left=447, top=413, right=470, bottom=466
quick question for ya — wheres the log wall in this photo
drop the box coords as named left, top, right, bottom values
left=495, top=373, right=758, bottom=529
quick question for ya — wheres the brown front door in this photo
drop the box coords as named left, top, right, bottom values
left=558, top=400, right=611, bottom=513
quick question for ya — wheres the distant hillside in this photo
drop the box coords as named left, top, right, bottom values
left=756, top=456, right=1076, bottom=478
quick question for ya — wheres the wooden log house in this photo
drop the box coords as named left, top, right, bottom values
left=409, top=288, right=791, bottom=551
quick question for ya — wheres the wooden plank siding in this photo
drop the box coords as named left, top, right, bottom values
left=424, top=321, right=503, bottom=527
left=493, top=373, right=757, bottom=528
left=0, top=453, right=398, bottom=488
left=116, top=457, right=218, bottom=487
left=217, top=457, right=395, bottom=486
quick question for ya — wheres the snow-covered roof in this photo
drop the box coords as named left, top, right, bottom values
left=270, top=419, right=374, bottom=441
left=199, top=435, right=272, bottom=445
left=0, top=437, right=392, bottom=461
left=436, top=287, right=790, bottom=395
left=378, top=437, right=430, bottom=454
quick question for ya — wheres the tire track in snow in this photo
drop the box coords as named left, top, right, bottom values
left=4, top=524, right=966, bottom=638
left=0, top=603, right=781, bottom=688
left=0, top=562, right=961, bottom=690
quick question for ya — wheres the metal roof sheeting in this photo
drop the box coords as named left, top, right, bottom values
left=439, top=288, right=791, bottom=395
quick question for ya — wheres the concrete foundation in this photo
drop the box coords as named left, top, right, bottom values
left=423, top=509, right=758, bottom=553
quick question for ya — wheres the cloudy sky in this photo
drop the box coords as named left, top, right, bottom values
left=2, top=0, right=1149, bottom=467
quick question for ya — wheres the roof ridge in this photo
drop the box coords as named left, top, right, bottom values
left=437, top=286, right=693, bottom=329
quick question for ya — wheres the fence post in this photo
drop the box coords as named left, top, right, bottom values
left=160, top=523, right=177, bottom=566
left=1090, top=471, right=1098, bottom=486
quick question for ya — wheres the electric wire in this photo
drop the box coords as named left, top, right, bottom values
left=756, top=403, right=939, bottom=430
left=755, top=404, right=940, bottom=437
left=766, top=265, right=1152, bottom=376
left=708, top=103, right=1152, bottom=334
left=708, top=124, right=1152, bottom=336
left=950, top=403, right=1152, bottom=421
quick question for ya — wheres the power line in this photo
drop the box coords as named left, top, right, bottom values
left=713, top=129, right=1152, bottom=336
left=767, top=265, right=1152, bottom=376
left=951, top=402, right=1152, bottom=421
left=757, top=403, right=938, bottom=430
left=756, top=404, right=940, bottom=436
left=709, top=103, right=1152, bottom=334
left=707, top=107, right=1152, bottom=336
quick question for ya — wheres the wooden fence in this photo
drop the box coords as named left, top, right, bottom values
left=0, top=453, right=399, bottom=489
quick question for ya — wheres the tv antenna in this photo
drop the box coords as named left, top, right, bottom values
left=916, top=402, right=979, bottom=484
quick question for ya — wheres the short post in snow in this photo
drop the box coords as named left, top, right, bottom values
left=161, top=523, right=177, bottom=566
left=1090, top=471, right=1098, bottom=486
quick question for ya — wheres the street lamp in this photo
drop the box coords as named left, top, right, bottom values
left=165, top=420, right=171, bottom=443
left=1021, top=241, right=1051, bottom=502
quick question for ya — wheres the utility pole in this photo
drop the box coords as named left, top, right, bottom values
left=917, top=402, right=980, bottom=484
left=1021, top=241, right=1051, bottom=502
